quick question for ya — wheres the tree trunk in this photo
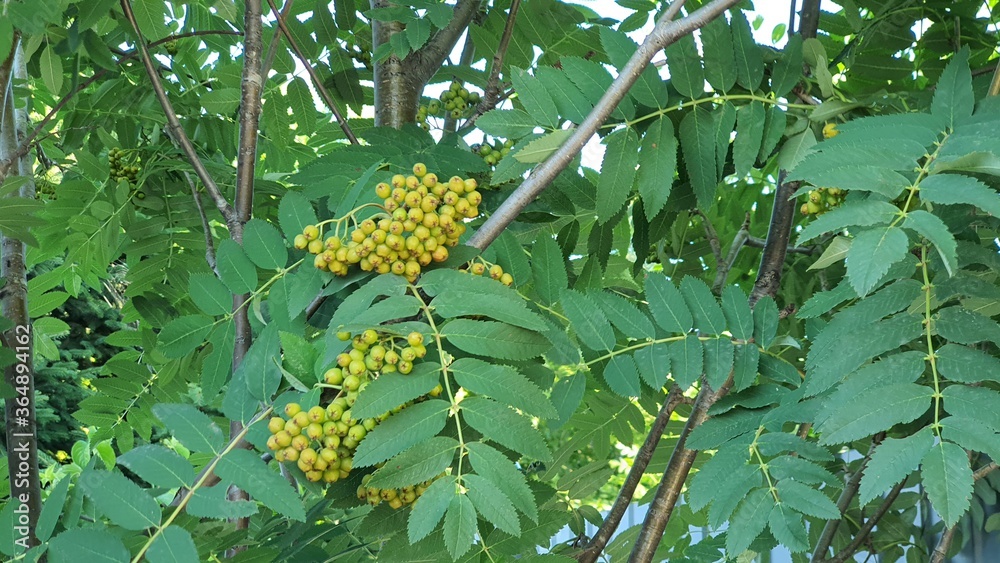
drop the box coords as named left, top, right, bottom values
left=371, top=0, right=421, bottom=128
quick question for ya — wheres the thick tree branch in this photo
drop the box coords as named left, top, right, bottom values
left=411, top=0, right=482, bottom=86
left=468, top=0, right=744, bottom=251
left=120, top=0, right=237, bottom=231
left=748, top=172, right=799, bottom=307
left=819, top=480, right=906, bottom=563
left=575, top=386, right=685, bottom=563
left=266, top=0, right=359, bottom=144
left=465, top=0, right=521, bottom=128
left=799, top=0, right=821, bottom=40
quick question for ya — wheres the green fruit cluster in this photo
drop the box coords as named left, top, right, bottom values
left=416, top=80, right=481, bottom=130
left=293, top=163, right=483, bottom=283
left=108, top=148, right=140, bottom=185
left=329, top=329, right=439, bottom=380
left=164, top=40, right=179, bottom=56
left=799, top=187, right=844, bottom=216
left=464, top=259, right=514, bottom=287
left=357, top=472, right=446, bottom=510
left=266, top=400, right=370, bottom=483
left=470, top=138, right=513, bottom=167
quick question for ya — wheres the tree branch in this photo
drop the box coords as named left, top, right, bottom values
left=575, top=386, right=685, bottom=563
left=799, top=0, right=822, bottom=40
left=696, top=209, right=723, bottom=274
left=974, top=462, right=998, bottom=481
left=465, top=0, right=521, bottom=128
left=411, top=0, right=482, bottom=86
left=745, top=235, right=817, bottom=254
left=819, top=480, right=906, bottom=563
left=931, top=524, right=958, bottom=563
left=748, top=172, right=799, bottom=307
left=119, top=0, right=237, bottom=231
left=468, top=0, right=744, bottom=252
left=187, top=172, right=219, bottom=275
left=266, top=0, right=359, bottom=144
left=261, top=0, right=296, bottom=80
left=711, top=213, right=750, bottom=293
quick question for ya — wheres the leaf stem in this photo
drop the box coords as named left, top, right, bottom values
left=920, top=245, right=942, bottom=436
left=610, top=93, right=814, bottom=131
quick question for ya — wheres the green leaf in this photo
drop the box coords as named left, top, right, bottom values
left=771, top=34, right=803, bottom=97
left=36, top=475, right=71, bottom=542
left=186, top=485, right=258, bottom=519
left=645, top=274, right=692, bottom=333
left=188, top=272, right=231, bottom=316
left=147, top=527, right=199, bottom=563
left=353, top=399, right=449, bottom=467
left=202, top=324, right=234, bottom=400
left=726, top=488, right=775, bottom=557
left=664, top=33, right=704, bottom=99
left=846, top=226, right=910, bottom=297
left=931, top=46, right=973, bottom=129
left=758, top=354, right=800, bottom=386
left=467, top=441, right=538, bottom=522
left=117, top=444, right=195, bottom=488
left=689, top=442, right=753, bottom=512
left=131, top=0, right=170, bottom=41
left=157, top=315, right=214, bottom=358
left=216, top=239, right=259, bottom=294
left=599, top=27, right=667, bottom=108
left=216, top=449, right=306, bottom=521
left=809, top=236, right=852, bottom=271
left=596, top=128, right=640, bottom=224
left=79, top=470, right=161, bottom=530
left=353, top=362, right=441, bottom=418
left=721, top=285, right=753, bottom=340
left=942, top=384, right=1000, bottom=430
left=592, top=291, right=655, bottom=340
left=922, top=441, right=974, bottom=527
left=817, top=383, right=931, bottom=444
left=680, top=108, right=719, bottom=209
left=636, top=116, right=677, bottom=219
left=510, top=67, right=558, bottom=129
left=730, top=10, right=763, bottom=91
left=936, top=306, right=1000, bottom=347
left=936, top=344, right=1000, bottom=384
left=759, top=106, right=787, bottom=162
left=462, top=396, right=551, bottom=461
left=561, top=289, right=615, bottom=351
left=859, top=427, right=934, bottom=506
left=40, top=45, right=63, bottom=95
left=733, top=102, right=765, bottom=177
left=940, top=416, right=1000, bottom=462
left=513, top=129, right=574, bottom=164
left=443, top=319, right=550, bottom=361
left=919, top=173, right=1000, bottom=217
left=409, top=476, right=456, bottom=543
left=634, top=342, right=670, bottom=389
left=704, top=337, right=735, bottom=390
left=753, top=296, right=778, bottom=349
left=531, top=236, right=567, bottom=306
left=603, top=354, right=641, bottom=397
left=477, top=109, right=537, bottom=139
left=452, top=358, right=555, bottom=418
left=278, top=191, right=318, bottom=240
left=903, top=210, right=957, bottom=276
left=776, top=479, right=839, bottom=520
left=680, top=276, right=726, bottom=334
left=444, top=493, right=478, bottom=559
left=243, top=219, right=288, bottom=270
left=279, top=331, right=318, bottom=388
left=733, top=343, right=760, bottom=392
left=778, top=130, right=818, bottom=172
left=536, top=66, right=593, bottom=124
left=700, top=15, right=736, bottom=93
left=235, top=323, right=281, bottom=401
left=48, top=528, right=129, bottom=563
left=769, top=456, right=842, bottom=489
left=369, top=437, right=459, bottom=489
left=769, top=504, right=809, bottom=553
left=152, top=403, right=224, bottom=454
left=670, top=334, right=704, bottom=388
left=464, top=473, right=520, bottom=536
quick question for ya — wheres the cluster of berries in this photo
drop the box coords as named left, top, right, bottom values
left=357, top=473, right=446, bottom=510
left=108, top=148, right=140, bottom=185
left=329, top=329, right=441, bottom=381
left=799, top=187, right=845, bottom=216
left=293, top=163, right=483, bottom=283
left=470, top=138, right=513, bottom=167
left=416, top=80, right=481, bottom=130
left=463, top=258, right=514, bottom=287
left=265, top=401, right=374, bottom=483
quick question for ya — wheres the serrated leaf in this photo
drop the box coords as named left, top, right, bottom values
left=464, top=473, right=520, bottom=536
left=859, top=427, right=934, bottom=506
left=669, top=334, right=703, bottom=388
left=79, top=470, right=161, bottom=530
left=721, top=285, right=753, bottom=340
left=466, top=442, right=538, bottom=522
left=931, top=46, right=973, bottom=129
left=369, top=437, right=459, bottom=489
left=776, top=479, right=839, bottom=520
left=596, top=128, right=640, bottom=223
left=634, top=342, right=670, bottom=389
left=726, top=488, right=774, bottom=557
left=940, top=416, right=1000, bottom=462
left=443, top=319, right=551, bottom=361
left=513, top=129, right=574, bottom=164
left=936, top=306, right=1000, bottom=347
left=478, top=108, right=538, bottom=139
left=511, top=67, right=558, bottom=128
left=353, top=399, right=449, bottom=467
left=186, top=484, right=258, bottom=519
left=664, top=33, right=704, bottom=99
left=117, top=445, right=194, bottom=489
left=732, top=343, right=760, bottom=392
left=602, top=354, right=641, bottom=397
left=147, top=527, right=199, bottom=563
left=771, top=34, right=803, bottom=97
left=903, top=210, right=957, bottom=276
left=818, top=383, right=931, bottom=444
left=353, top=362, right=441, bottom=418
left=216, top=449, right=306, bottom=521
left=700, top=15, right=736, bottom=93
left=561, top=289, right=615, bottom=351
left=157, top=315, right=214, bottom=358
left=689, top=441, right=753, bottom=512
left=680, top=277, right=726, bottom=334
left=753, top=296, right=778, bottom=349
left=216, top=239, right=259, bottom=294
left=409, top=476, right=456, bottom=543
left=688, top=409, right=763, bottom=450
left=234, top=323, right=281, bottom=401
left=769, top=504, right=809, bottom=553
left=40, top=45, right=63, bottom=95
left=531, top=236, right=567, bottom=306
left=462, top=397, right=551, bottom=461
left=36, top=474, right=70, bottom=542
left=592, top=291, right=655, bottom=340
left=48, top=528, right=129, bottom=563
left=188, top=272, right=231, bottom=316
left=704, top=337, right=735, bottom=390
left=730, top=10, right=763, bottom=91
left=131, top=0, right=170, bottom=41
left=599, top=27, right=667, bottom=108
left=153, top=403, right=224, bottom=454
left=451, top=358, right=556, bottom=418
left=942, top=384, right=1000, bottom=430
left=733, top=102, right=765, bottom=177
left=922, top=441, right=974, bottom=527
left=636, top=117, right=677, bottom=221
left=680, top=108, right=718, bottom=210
left=444, top=493, right=478, bottom=559
left=243, top=218, right=288, bottom=270
left=846, top=226, right=910, bottom=297
left=919, top=173, right=1000, bottom=217
left=278, top=191, right=318, bottom=240
left=808, top=236, right=852, bottom=271
left=769, top=456, right=842, bottom=489
left=936, top=344, right=1000, bottom=384
left=645, top=275, right=692, bottom=333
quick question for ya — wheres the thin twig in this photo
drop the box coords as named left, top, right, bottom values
left=974, top=462, right=999, bottom=481
left=575, top=386, right=684, bottom=563
left=819, top=480, right=906, bottom=563
left=261, top=0, right=295, bottom=79
left=187, top=172, right=219, bottom=275
left=696, top=209, right=723, bottom=272
left=468, top=0, right=744, bottom=252
left=465, top=0, right=522, bottom=128
left=745, top=235, right=817, bottom=254
left=931, top=525, right=958, bottom=563
left=711, top=213, right=750, bottom=293
left=119, top=0, right=237, bottom=230
left=266, top=0, right=358, bottom=144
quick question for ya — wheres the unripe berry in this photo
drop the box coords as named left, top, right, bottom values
left=285, top=403, right=302, bottom=417
left=407, top=332, right=424, bottom=346
left=291, top=434, right=310, bottom=451
left=294, top=234, right=308, bottom=249
left=275, top=430, right=293, bottom=447
left=268, top=417, right=285, bottom=434
left=282, top=447, right=299, bottom=462
left=343, top=374, right=361, bottom=391
left=470, top=262, right=485, bottom=275
left=284, top=419, right=302, bottom=436
left=500, top=273, right=514, bottom=286
left=306, top=422, right=324, bottom=440
left=375, top=182, right=392, bottom=198
left=303, top=225, right=320, bottom=241
left=293, top=411, right=310, bottom=428
left=464, top=178, right=477, bottom=192
left=308, top=239, right=324, bottom=254
left=489, top=264, right=503, bottom=280
left=308, top=406, right=327, bottom=423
